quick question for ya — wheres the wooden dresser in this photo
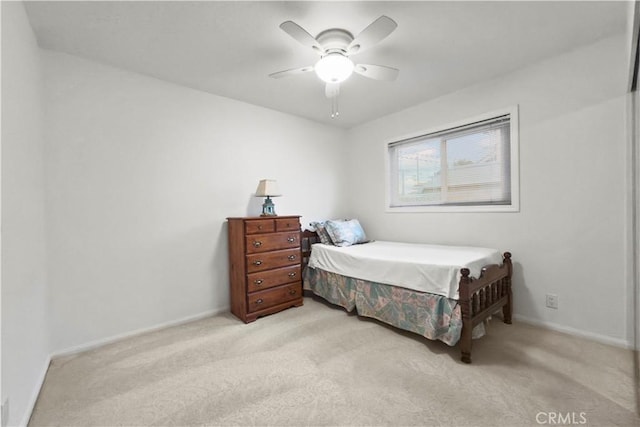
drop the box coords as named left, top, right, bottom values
left=227, top=216, right=303, bottom=323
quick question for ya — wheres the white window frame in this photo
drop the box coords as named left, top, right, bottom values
left=385, top=106, right=520, bottom=213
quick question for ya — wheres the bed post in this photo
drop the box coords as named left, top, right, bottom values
left=502, top=252, right=513, bottom=324
left=459, top=268, right=473, bottom=364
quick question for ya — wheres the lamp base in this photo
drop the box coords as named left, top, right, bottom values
left=261, top=196, right=277, bottom=216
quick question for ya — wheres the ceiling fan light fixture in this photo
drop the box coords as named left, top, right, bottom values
left=314, top=53, right=354, bottom=83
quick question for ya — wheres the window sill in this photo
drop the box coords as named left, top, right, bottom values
left=386, top=204, right=519, bottom=213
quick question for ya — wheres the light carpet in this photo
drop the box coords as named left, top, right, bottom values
left=29, top=296, right=639, bottom=426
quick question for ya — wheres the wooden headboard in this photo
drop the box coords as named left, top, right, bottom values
left=300, top=229, right=319, bottom=271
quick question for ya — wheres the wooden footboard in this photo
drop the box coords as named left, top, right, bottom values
left=458, top=252, right=513, bottom=363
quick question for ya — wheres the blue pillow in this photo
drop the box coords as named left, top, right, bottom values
left=324, top=219, right=368, bottom=247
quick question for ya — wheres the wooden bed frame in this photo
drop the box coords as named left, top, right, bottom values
left=300, top=230, right=513, bottom=364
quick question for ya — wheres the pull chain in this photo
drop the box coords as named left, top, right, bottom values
left=330, top=96, right=340, bottom=118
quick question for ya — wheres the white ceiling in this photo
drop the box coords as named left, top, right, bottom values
left=24, top=1, right=629, bottom=128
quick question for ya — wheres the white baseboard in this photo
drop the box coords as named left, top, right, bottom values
left=514, top=314, right=633, bottom=349
left=51, top=306, right=229, bottom=359
left=18, top=356, right=51, bottom=427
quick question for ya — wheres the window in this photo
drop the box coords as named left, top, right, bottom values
left=387, top=108, right=519, bottom=212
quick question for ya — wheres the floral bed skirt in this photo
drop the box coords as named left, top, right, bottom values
left=304, top=266, right=475, bottom=346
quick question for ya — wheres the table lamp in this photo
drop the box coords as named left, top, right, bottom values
left=255, top=179, right=281, bottom=216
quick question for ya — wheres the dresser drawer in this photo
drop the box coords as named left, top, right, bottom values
left=275, top=218, right=300, bottom=232
left=247, top=265, right=300, bottom=293
left=245, top=232, right=300, bottom=254
left=246, top=248, right=300, bottom=273
left=247, top=283, right=302, bottom=313
left=245, top=219, right=275, bottom=235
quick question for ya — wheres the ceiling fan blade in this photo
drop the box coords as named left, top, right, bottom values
left=354, top=64, right=399, bottom=81
left=268, top=66, right=314, bottom=79
left=347, top=16, right=397, bottom=55
left=325, top=82, right=340, bottom=98
left=279, top=21, right=324, bottom=54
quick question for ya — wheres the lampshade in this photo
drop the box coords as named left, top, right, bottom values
left=255, top=179, right=281, bottom=197
left=315, top=53, right=355, bottom=83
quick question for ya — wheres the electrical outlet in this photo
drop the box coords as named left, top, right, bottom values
left=546, top=294, right=558, bottom=309
left=1, top=398, right=9, bottom=427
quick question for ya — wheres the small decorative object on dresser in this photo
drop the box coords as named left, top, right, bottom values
left=227, top=216, right=303, bottom=323
left=254, top=179, right=281, bottom=216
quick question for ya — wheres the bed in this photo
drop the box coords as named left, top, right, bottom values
left=301, top=229, right=513, bottom=364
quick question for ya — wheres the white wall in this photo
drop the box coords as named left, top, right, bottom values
left=42, top=51, right=348, bottom=353
left=345, top=34, right=630, bottom=346
left=1, top=2, right=50, bottom=426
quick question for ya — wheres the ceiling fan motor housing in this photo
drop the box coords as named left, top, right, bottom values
left=316, top=28, right=354, bottom=54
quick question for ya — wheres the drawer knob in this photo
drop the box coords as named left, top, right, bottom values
left=289, top=289, right=297, bottom=295
left=258, top=225, right=263, bottom=230
left=254, top=279, right=263, bottom=285
left=288, top=272, right=296, bottom=278
left=253, top=241, right=262, bottom=248
left=256, top=298, right=264, bottom=304
left=253, top=260, right=263, bottom=266
left=287, top=255, right=296, bottom=261
left=287, top=237, right=296, bottom=243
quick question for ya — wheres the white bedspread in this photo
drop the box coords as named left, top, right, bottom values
left=308, top=241, right=503, bottom=299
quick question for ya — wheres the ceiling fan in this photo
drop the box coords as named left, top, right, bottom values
left=269, top=16, right=399, bottom=118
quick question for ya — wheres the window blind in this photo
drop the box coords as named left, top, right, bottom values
left=388, top=115, right=512, bottom=208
